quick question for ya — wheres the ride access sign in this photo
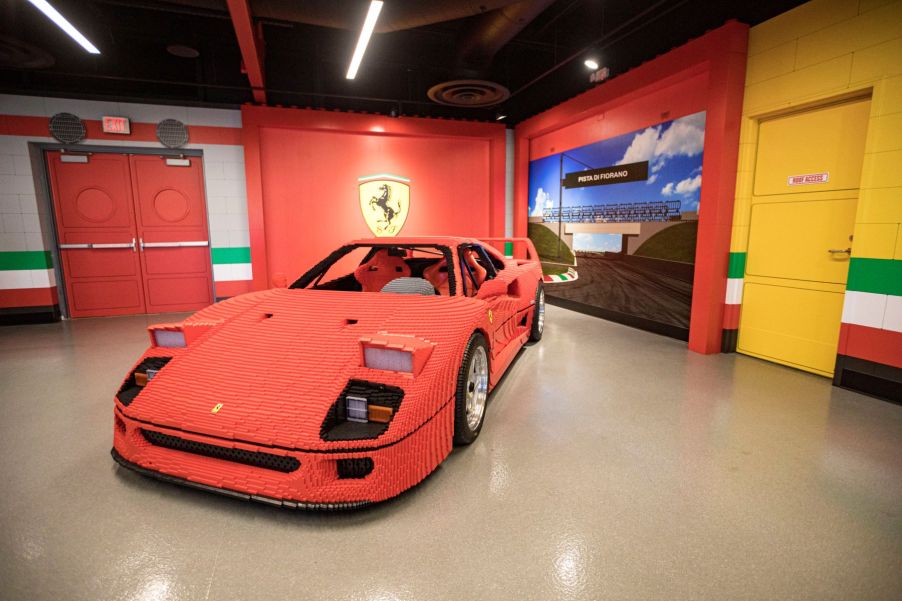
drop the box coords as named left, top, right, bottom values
left=787, top=172, right=829, bottom=186
left=562, top=161, right=648, bottom=189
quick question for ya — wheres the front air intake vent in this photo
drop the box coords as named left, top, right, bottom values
left=49, top=113, right=86, bottom=144
left=337, top=458, right=374, bottom=479
left=156, top=119, right=189, bottom=148
left=141, top=429, right=300, bottom=473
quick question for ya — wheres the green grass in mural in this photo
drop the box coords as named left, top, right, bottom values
left=634, top=221, right=698, bottom=264
left=528, top=223, right=575, bottom=264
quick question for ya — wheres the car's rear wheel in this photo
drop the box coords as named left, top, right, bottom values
left=529, top=282, right=545, bottom=342
left=453, top=332, right=489, bottom=445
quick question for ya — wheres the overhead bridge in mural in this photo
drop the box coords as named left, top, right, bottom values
left=542, top=200, right=682, bottom=223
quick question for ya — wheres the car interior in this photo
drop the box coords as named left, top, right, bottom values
left=294, top=244, right=504, bottom=296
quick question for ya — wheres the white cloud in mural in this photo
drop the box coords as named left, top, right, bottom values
left=531, top=187, right=553, bottom=217
left=675, top=174, right=702, bottom=195
left=617, top=126, right=661, bottom=164
left=656, top=120, right=704, bottom=159
left=647, top=173, right=658, bottom=185
left=617, top=111, right=706, bottom=174
left=662, top=174, right=702, bottom=196
left=573, top=233, right=622, bottom=252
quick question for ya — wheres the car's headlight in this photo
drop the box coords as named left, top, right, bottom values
left=116, top=356, right=172, bottom=406
left=149, top=324, right=186, bottom=348
left=320, top=380, right=404, bottom=441
left=360, top=333, right=435, bottom=376
left=363, top=347, right=412, bottom=372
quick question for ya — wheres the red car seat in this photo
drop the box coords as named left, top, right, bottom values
left=354, top=249, right=411, bottom=292
left=463, top=250, right=487, bottom=295
left=423, top=259, right=450, bottom=295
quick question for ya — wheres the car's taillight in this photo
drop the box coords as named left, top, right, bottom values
left=363, top=347, right=413, bottom=373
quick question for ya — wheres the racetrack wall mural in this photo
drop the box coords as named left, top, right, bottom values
left=527, top=111, right=705, bottom=339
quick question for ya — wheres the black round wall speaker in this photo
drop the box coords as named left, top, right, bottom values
left=156, top=119, right=189, bottom=148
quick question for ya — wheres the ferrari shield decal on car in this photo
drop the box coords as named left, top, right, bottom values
left=358, top=175, right=410, bottom=237
left=211, top=403, right=223, bottom=414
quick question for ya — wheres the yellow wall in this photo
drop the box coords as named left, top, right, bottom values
left=731, top=0, right=902, bottom=259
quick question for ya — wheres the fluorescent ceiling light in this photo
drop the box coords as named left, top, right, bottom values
left=584, top=59, right=599, bottom=70
left=346, top=1, right=384, bottom=80
left=26, top=0, right=100, bottom=54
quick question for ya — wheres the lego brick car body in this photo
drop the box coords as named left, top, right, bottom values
left=111, top=237, right=545, bottom=508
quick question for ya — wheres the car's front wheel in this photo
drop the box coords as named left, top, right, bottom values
left=453, top=332, right=489, bottom=445
left=529, top=282, right=545, bottom=342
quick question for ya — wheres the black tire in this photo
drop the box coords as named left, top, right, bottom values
left=529, top=281, right=545, bottom=342
left=453, top=332, right=490, bottom=446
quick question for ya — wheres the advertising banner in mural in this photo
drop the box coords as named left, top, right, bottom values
left=527, top=111, right=706, bottom=338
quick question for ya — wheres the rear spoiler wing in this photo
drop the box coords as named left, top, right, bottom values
left=478, top=237, right=539, bottom=262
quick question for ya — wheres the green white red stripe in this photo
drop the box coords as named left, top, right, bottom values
left=543, top=267, right=578, bottom=283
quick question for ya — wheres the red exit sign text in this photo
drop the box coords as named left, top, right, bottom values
left=102, top=116, right=131, bottom=134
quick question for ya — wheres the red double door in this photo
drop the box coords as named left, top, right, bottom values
left=47, top=152, right=214, bottom=318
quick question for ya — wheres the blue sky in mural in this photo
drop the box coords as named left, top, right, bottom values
left=528, top=111, right=706, bottom=224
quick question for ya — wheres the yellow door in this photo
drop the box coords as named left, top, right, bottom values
left=738, top=97, right=870, bottom=377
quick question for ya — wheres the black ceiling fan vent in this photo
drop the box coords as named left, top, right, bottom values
left=156, top=119, right=189, bottom=148
left=49, top=113, right=86, bottom=144
left=427, top=80, right=510, bottom=108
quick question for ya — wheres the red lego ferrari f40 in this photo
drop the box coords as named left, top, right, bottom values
left=112, top=237, right=545, bottom=508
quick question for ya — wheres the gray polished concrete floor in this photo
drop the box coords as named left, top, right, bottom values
left=1, top=305, right=901, bottom=601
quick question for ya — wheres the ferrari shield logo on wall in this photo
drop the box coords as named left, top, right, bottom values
left=359, top=174, right=410, bottom=237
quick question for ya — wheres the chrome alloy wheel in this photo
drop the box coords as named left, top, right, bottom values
left=465, top=346, right=489, bottom=431
left=537, top=287, right=545, bottom=334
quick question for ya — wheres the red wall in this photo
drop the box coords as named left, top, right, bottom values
left=514, top=21, right=749, bottom=354
left=242, top=106, right=506, bottom=289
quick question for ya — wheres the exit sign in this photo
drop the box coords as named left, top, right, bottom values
left=102, top=116, right=130, bottom=134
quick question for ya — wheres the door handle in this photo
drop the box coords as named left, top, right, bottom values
left=61, top=238, right=136, bottom=250
left=827, top=248, right=852, bottom=254
left=139, top=240, right=209, bottom=249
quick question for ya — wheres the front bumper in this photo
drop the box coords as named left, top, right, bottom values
left=112, top=401, right=453, bottom=509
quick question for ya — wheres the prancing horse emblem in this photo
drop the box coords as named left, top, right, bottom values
left=359, top=176, right=410, bottom=237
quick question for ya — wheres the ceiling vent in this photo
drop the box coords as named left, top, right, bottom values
left=156, top=119, right=189, bottom=148
left=426, top=80, right=510, bottom=108
left=49, top=113, right=86, bottom=144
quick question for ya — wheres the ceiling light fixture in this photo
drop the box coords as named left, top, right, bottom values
left=584, top=58, right=599, bottom=70
left=26, top=0, right=100, bottom=54
left=346, top=1, right=384, bottom=80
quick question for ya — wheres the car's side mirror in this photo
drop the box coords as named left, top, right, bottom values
left=475, top=277, right=507, bottom=299
left=272, top=272, right=288, bottom=289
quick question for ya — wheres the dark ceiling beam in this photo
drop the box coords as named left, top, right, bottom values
left=226, top=0, right=266, bottom=104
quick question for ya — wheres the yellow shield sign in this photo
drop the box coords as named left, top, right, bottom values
left=359, top=177, right=410, bottom=237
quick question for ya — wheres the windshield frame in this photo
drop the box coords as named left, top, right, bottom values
left=290, top=243, right=458, bottom=295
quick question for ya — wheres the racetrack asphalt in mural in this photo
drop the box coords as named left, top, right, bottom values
left=547, top=256, right=692, bottom=328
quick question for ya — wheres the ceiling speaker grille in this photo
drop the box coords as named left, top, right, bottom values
left=49, top=113, right=86, bottom=144
left=427, top=80, right=510, bottom=108
left=156, top=119, right=189, bottom=148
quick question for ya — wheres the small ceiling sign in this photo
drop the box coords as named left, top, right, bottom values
left=102, top=116, right=130, bottom=134
left=788, top=172, right=828, bottom=186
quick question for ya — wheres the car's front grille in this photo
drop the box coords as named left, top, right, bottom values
left=141, top=429, right=300, bottom=473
